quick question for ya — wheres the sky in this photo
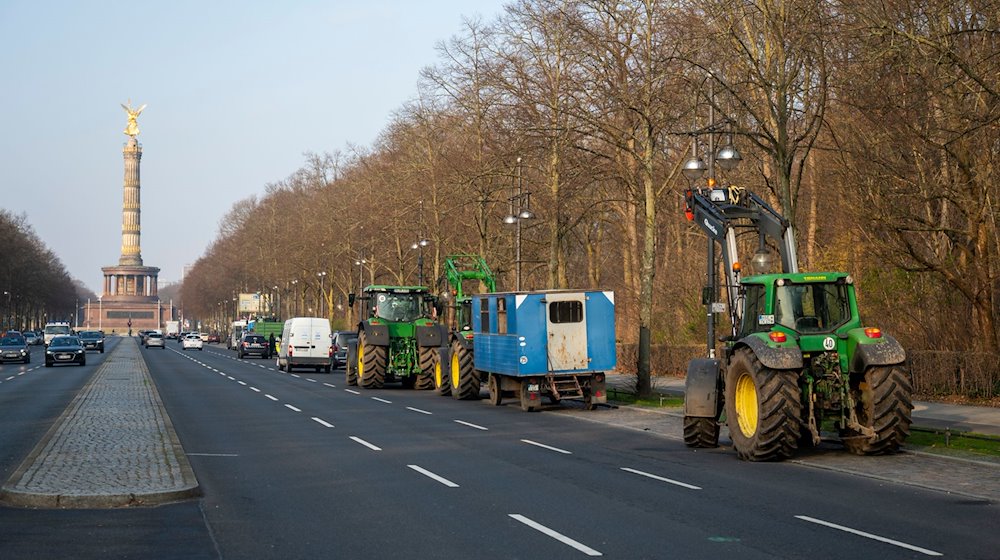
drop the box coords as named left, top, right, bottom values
left=0, top=0, right=507, bottom=295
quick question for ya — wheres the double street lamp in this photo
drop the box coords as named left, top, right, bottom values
left=504, top=157, right=535, bottom=291
left=410, top=238, right=430, bottom=286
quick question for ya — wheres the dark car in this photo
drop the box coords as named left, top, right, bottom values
left=237, top=333, right=270, bottom=359
left=0, top=334, right=30, bottom=364
left=331, top=330, right=357, bottom=368
left=78, top=330, right=106, bottom=353
left=207, top=333, right=221, bottom=344
left=45, top=336, right=86, bottom=367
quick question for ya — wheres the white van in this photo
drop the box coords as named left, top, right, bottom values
left=277, top=317, right=332, bottom=373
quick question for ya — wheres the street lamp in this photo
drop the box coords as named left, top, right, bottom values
left=317, top=271, right=328, bottom=319
left=504, top=157, right=535, bottom=291
left=98, top=297, right=102, bottom=331
left=410, top=238, right=430, bottom=286
left=290, top=279, right=299, bottom=317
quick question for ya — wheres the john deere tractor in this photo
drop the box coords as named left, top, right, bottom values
left=346, top=285, right=445, bottom=390
left=682, top=186, right=912, bottom=461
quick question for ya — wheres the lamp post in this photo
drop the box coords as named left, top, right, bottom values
left=156, top=298, right=161, bottom=330
left=317, top=271, right=328, bottom=319
left=98, top=297, right=102, bottom=331
left=410, top=238, right=430, bottom=286
left=681, top=80, right=742, bottom=358
left=504, top=157, right=535, bottom=291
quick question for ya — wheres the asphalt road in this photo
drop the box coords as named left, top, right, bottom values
left=1, top=340, right=997, bottom=559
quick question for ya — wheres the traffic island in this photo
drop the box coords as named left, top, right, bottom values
left=0, top=338, right=200, bottom=508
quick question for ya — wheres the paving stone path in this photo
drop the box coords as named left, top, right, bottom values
left=0, top=338, right=199, bottom=508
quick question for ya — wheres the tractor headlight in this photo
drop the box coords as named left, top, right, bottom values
left=709, top=188, right=727, bottom=202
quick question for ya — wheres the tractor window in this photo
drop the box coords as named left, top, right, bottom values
left=738, top=284, right=767, bottom=337
left=497, top=297, right=508, bottom=334
left=375, top=293, right=422, bottom=323
left=774, top=282, right=850, bottom=333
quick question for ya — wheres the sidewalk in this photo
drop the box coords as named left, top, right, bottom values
left=0, top=338, right=199, bottom=508
left=606, top=373, right=1000, bottom=437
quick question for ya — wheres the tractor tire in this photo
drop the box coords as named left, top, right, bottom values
left=487, top=374, right=502, bottom=406
left=345, top=343, right=358, bottom=386
left=683, top=416, right=720, bottom=448
left=415, top=347, right=436, bottom=390
left=450, top=339, right=479, bottom=400
left=433, top=350, right=451, bottom=396
left=357, top=330, right=386, bottom=390
left=841, top=365, right=913, bottom=455
left=724, top=348, right=802, bottom=461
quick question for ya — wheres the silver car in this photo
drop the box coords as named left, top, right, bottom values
left=144, top=332, right=165, bottom=349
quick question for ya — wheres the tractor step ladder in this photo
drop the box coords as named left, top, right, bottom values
left=548, top=376, right=584, bottom=400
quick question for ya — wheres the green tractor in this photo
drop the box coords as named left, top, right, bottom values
left=433, top=254, right=496, bottom=400
left=346, top=285, right=445, bottom=390
left=682, top=187, right=912, bottom=461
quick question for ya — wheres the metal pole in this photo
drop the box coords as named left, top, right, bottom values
left=417, top=247, right=424, bottom=286
left=515, top=157, right=522, bottom=291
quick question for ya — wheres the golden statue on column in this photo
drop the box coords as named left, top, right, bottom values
left=121, top=100, right=147, bottom=137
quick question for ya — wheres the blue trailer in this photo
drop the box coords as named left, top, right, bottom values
left=471, top=290, right=616, bottom=411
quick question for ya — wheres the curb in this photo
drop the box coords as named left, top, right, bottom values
left=0, top=338, right=200, bottom=509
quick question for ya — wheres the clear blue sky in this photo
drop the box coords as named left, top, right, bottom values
left=0, top=0, right=506, bottom=295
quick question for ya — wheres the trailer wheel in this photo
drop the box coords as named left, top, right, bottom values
left=841, top=365, right=912, bottom=455
left=488, top=374, right=502, bottom=406
left=450, top=339, right=479, bottom=400
left=683, top=416, right=720, bottom=448
left=358, top=330, right=386, bottom=389
left=434, top=350, right=451, bottom=396
left=724, top=348, right=801, bottom=461
left=415, top=346, right=436, bottom=390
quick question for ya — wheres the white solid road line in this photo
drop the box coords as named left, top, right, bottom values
left=620, top=467, right=701, bottom=490
left=265, top=394, right=279, bottom=401
left=284, top=404, right=302, bottom=412
left=407, top=407, right=432, bottom=415
left=508, top=514, right=602, bottom=557
left=349, top=436, right=382, bottom=451
left=795, top=515, right=943, bottom=556
left=311, top=417, right=335, bottom=428
left=371, top=397, right=392, bottom=404
left=521, top=439, right=571, bottom=454
left=345, top=389, right=360, bottom=395
left=454, top=420, right=488, bottom=431
left=323, top=383, right=336, bottom=388
left=407, top=465, right=459, bottom=488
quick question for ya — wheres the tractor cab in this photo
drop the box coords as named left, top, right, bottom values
left=736, top=272, right=858, bottom=341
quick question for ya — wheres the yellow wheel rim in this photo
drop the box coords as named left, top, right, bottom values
left=451, top=351, right=460, bottom=389
left=434, top=358, right=443, bottom=388
left=357, top=341, right=365, bottom=380
left=735, top=372, right=758, bottom=437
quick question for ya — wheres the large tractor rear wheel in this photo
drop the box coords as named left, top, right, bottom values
left=433, top=350, right=451, bottom=396
left=841, top=365, right=912, bottom=455
left=450, top=339, right=479, bottom=400
left=724, top=348, right=802, bottom=461
left=683, top=417, right=720, bottom=448
left=357, top=331, right=386, bottom=389
left=415, top=346, right=436, bottom=390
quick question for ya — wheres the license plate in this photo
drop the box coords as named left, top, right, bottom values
left=57, top=353, right=71, bottom=359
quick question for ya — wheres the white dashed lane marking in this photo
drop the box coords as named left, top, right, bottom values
left=508, top=514, right=602, bottom=557
left=311, top=417, right=335, bottom=428
left=265, top=394, right=279, bottom=401
left=371, top=397, right=392, bottom=404
left=795, top=516, right=943, bottom=556
left=407, top=465, right=459, bottom=488
left=284, top=404, right=301, bottom=412
left=407, top=407, right=432, bottom=415
left=620, top=468, right=701, bottom=490
left=349, top=436, right=382, bottom=451
left=521, top=439, right=571, bottom=454
left=455, top=420, right=488, bottom=431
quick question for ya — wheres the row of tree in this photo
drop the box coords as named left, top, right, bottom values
left=181, top=0, right=998, bottom=395
left=0, top=209, right=79, bottom=330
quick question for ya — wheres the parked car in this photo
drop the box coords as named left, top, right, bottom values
left=207, top=332, right=221, bottom=344
left=331, top=330, right=358, bottom=368
left=237, top=333, right=271, bottom=359
left=23, top=332, right=41, bottom=346
left=182, top=333, right=204, bottom=351
left=45, top=335, right=86, bottom=367
left=78, top=330, right=106, bottom=353
left=0, top=334, right=30, bottom=364
left=145, top=332, right=165, bottom=349
left=199, top=332, right=210, bottom=342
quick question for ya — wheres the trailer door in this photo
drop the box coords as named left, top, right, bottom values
left=545, top=293, right=588, bottom=370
